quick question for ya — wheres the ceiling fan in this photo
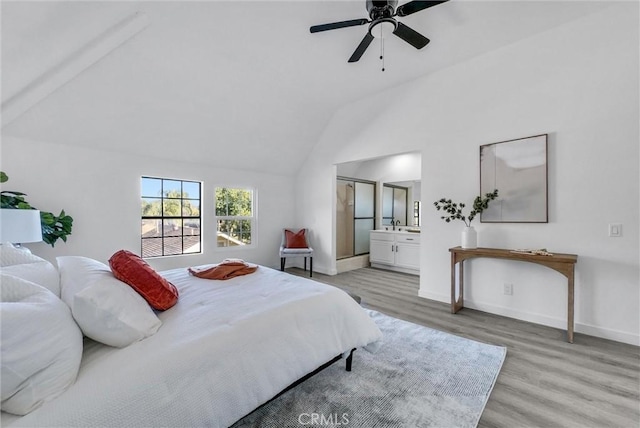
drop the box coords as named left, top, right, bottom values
left=310, top=0, right=449, bottom=64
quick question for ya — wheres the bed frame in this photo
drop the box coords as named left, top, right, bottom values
left=233, top=348, right=357, bottom=424
left=234, top=293, right=363, bottom=423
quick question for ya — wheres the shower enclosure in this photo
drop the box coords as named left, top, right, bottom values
left=336, top=178, right=375, bottom=259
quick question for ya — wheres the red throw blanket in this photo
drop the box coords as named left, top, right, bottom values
left=188, top=259, right=258, bottom=280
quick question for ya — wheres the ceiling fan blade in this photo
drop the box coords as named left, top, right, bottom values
left=396, top=0, right=449, bottom=17
left=348, top=32, right=375, bottom=63
left=393, top=22, right=430, bottom=49
left=310, top=19, right=369, bottom=33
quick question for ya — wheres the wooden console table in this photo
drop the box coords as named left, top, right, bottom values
left=449, top=247, right=578, bottom=343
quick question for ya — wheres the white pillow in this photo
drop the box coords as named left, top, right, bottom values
left=1, top=261, right=60, bottom=297
left=0, top=274, right=83, bottom=415
left=57, top=256, right=162, bottom=347
left=0, top=244, right=60, bottom=296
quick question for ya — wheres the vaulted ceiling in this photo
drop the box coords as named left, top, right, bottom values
left=1, top=1, right=611, bottom=175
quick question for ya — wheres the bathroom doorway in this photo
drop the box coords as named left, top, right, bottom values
left=336, top=177, right=375, bottom=259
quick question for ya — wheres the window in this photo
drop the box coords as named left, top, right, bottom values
left=141, top=177, right=201, bottom=257
left=215, top=187, right=254, bottom=247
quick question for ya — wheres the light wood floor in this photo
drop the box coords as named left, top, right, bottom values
left=288, top=267, right=640, bottom=428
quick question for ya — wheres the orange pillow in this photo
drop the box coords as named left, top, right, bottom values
left=285, top=229, right=307, bottom=248
left=108, top=250, right=178, bottom=311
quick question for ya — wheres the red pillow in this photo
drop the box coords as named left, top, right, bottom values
left=285, top=229, right=307, bottom=248
left=108, top=250, right=178, bottom=311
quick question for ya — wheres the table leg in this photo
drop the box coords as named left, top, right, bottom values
left=567, top=269, right=575, bottom=343
left=451, top=254, right=464, bottom=314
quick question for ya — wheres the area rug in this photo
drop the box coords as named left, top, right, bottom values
left=232, top=309, right=506, bottom=428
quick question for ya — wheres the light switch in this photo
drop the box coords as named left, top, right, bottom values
left=609, top=223, right=622, bottom=237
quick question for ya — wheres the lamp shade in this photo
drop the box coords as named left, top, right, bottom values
left=0, top=209, right=43, bottom=244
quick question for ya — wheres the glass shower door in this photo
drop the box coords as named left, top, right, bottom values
left=336, top=180, right=355, bottom=259
left=354, top=181, right=374, bottom=255
left=336, top=178, right=375, bottom=259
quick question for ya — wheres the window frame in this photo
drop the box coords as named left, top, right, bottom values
left=140, top=176, right=202, bottom=258
left=214, top=185, right=257, bottom=249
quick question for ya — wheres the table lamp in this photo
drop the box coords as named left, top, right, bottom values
left=0, top=209, right=43, bottom=247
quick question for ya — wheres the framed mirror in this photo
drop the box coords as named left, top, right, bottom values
left=381, top=184, right=408, bottom=226
left=480, top=134, right=548, bottom=223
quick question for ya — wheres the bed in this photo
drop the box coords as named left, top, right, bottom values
left=0, top=249, right=382, bottom=428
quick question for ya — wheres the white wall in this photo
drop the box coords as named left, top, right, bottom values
left=1, top=136, right=295, bottom=272
left=295, top=4, right=639, bottom=345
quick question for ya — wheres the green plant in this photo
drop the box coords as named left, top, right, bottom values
left=434, top=189, right=499, bottom=227
left=0, top=171, right=73, bottom=247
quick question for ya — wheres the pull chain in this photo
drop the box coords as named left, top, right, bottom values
left=379, top=27, right=385, bottom=72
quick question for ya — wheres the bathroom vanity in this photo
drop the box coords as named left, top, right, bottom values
left=369, top=230, right=420, bottom=275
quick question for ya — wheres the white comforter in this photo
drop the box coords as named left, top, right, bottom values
left=3, top=266, right=382, bottom=427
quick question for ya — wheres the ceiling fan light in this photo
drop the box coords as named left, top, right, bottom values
left=369, top=19, right=397, bottom=39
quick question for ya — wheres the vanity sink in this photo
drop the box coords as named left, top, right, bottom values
left=375, top=228, right=420, bottom=233
left=370, top=229, right=420, bottom=275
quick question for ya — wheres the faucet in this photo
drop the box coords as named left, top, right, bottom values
left=390, top=218, right=400, bottom=231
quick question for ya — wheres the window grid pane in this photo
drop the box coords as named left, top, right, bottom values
left=141, top=177, right=202, bottom=258
left=182, top=199, right=200, bottom=217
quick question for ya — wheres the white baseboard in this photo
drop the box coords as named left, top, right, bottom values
left=419, top=290, right=639, bottom=346
left=285, top=259, right=335, bottom=276
left=575, top=322, right=640, bottom=346
left=418, top=290, right=448, bottom=303
left=370, top=263, right=419, bottom=276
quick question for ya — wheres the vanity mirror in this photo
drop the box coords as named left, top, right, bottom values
left=382, top=184, right=408, bottom=227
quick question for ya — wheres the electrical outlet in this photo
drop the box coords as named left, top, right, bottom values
left=503, top=283, right=513, bottom=296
